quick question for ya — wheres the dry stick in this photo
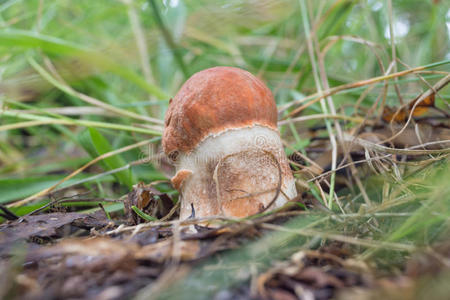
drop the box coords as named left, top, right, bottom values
left=8, top=139, right=156, bottom=207
left=279, top=60, right=450, bottom=117
left=354, top=85, right=377, bottom=115
left=160, top=201, right=180, bottom=222
left=418, top=70, right=450, bottom=76
left=26, top=197, right=121, bottom=217
left=343, top=135, right=450, bottom=155
left=0, top=120, right=53, bottom=131
left=397, top=60, right=450, bottom=118
left=0, top=205, right=19, bottom=220
left=309, top=154, right=392, bottom=183
left=319, top=31, right=391, bottom=123
left=105, top=210, right=310, bottom=236
left=278, top=113, right=367, bottom=126
left=10, top=106, right=111, bottom=116
left=314, top=180, right=330, bottom=208
left=322, top=35, right=380, bottom=53
left=396, top=59, right=438, bottom=100
left=132, top=122, right=165, bottom=133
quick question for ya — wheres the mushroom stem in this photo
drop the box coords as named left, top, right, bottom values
left=172, top=125, right=297, bottom=219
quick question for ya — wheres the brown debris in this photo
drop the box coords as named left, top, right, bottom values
left=257, top=249, right=372, bottom=300
left=0, top=204, right=449, bottom=300
left=0, top=211, right=109, bottom=256
left=124, top=183, right=175, bottom=225
left=382, top=93, right=436, bottom=123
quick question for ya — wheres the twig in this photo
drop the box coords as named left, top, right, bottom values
left=343, top=134, right=450, bottom=155
left=25, top=197, right=121, bottom=217
left=278, top=113, right=368, bottom=126
left=160, top=201, right=180, bottom=222
left=0, top=205, right=19, bottom=220
left=105, top=211, right=310, bottom=236
left=279, top=60, right=450, bottom=117
left=98, top=203, right=111, bottom=220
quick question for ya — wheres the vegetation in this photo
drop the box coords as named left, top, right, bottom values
left=0, top=0, right=449, bottom=299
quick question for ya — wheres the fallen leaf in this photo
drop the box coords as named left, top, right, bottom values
left=382, top=93, right=435, bottom=123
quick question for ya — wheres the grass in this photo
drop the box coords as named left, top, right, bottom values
left=0, top=0, right=449, bottom=298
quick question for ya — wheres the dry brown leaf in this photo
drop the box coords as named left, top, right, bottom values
left=382, top=93, right=436, bottom=123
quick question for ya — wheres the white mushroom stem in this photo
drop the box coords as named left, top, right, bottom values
left=171, top=125, right=297, bottom=219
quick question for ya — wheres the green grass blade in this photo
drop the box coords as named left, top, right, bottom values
left=0, top=29, right=169, bottom=99
left=78, top=128, right=134, bottom=188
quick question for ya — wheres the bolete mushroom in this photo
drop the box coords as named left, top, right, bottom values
left=162, top=66, right=297, bottom=219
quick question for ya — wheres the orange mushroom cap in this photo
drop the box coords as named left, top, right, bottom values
left=162, top=66, right=278, bottom=155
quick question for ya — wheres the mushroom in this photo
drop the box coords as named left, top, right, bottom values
left=162, top=66, right=297, bottom=219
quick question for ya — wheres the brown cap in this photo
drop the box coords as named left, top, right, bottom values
left=162, top=66, right=278, bottom=154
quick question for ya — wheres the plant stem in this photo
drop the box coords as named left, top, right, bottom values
left=148, top=0, right=189, bottom=78
left=299, top=0, right=337, bottom=209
